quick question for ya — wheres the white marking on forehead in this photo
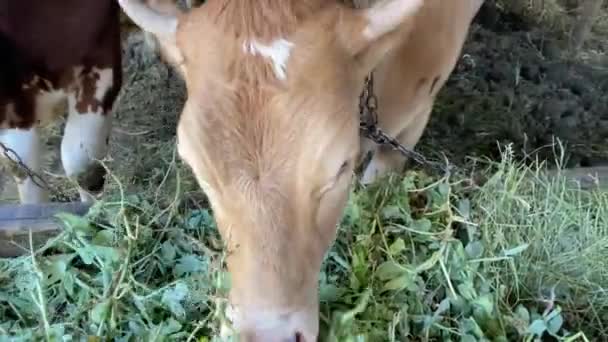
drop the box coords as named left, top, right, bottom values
left=243, top=38, right=294, bottom=80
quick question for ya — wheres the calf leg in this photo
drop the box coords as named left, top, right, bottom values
left=0, top=127, right=48, bottom=203
left=360, top=104, right=432, bottom=185
left=61, top=67, right=116, bottom=203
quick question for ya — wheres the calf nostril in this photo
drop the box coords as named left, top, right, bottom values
left=295, top=331, right=304, bottom=342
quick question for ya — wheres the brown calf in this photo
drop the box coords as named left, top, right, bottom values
left=0, top=1, right=122, bottom=203
left=119, top=0, right=482, bottom=340
left=359, top=0, right=483, bottom=183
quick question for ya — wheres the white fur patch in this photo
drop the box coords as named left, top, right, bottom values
left=73, top=67, right=114, bottom=114
left=61, top=104, right=112, bottom=203
left=243, top=38, right=294, bottom=80
left=93, top=68, right=114, bottom=102
left=20, top=74, right=67, bottom=125
left=363, top=0, right=423, bottom=40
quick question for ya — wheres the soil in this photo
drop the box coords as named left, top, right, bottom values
left=420, top=2, right=608, bottom=168
left=1, top=1, right=608, bottom=202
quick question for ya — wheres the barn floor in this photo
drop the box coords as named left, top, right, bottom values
left=1, top=2, right=607, bottom=203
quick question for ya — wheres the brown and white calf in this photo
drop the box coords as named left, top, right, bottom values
left=0, top=1, right=122, bottom=203
left=119, top=0, right=483, bottom=340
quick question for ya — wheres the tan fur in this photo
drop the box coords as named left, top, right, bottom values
left=120, top=0, right=482, bottom=340
left=360, top=0, right=484, bottom=183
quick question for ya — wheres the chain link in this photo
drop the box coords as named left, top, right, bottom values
left=0, top=141, right=70, bottom=200
left=358, top=72, right=451, bottom=174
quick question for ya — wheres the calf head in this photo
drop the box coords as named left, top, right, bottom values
left=119, top=0, right=422, bottom=340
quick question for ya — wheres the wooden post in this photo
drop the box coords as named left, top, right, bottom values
left=0, top=202, right=91, bottom=258
left=544, top=166, right=608, bottom=191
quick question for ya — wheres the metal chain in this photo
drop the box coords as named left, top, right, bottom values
left=350, top=0, right=452, bottom=174
left=358, top=72, right=451, bottom=174
left=0, top=141, right=70, bottom=200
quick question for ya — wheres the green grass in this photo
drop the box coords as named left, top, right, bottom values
left=1, top=146, right=607, bottom=341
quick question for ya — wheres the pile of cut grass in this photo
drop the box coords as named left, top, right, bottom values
left=1, top=147, right=607, bottom=341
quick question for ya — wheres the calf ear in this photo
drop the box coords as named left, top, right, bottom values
left=118, top=0, right=185, bottom=69
left=338, top=0, right=423, bottom=71
left=118, top=0, right=179, bottom=38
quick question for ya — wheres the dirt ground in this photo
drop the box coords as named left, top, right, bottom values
left=421, top=2, right=608, bottom=167
left=1, top=1, right=607, bottom=202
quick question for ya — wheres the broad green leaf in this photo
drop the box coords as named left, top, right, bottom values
left=47, top=324, right=67, bottom=340
left=458, top=282, right=477, bottom=301
left=461, top=318, right=484, bottom=338
left=92, top=230, right=114, bottom=246
left=159, top=318, right=182, bottom=335
left=43, top=254, right=72, bottom=285
left=128, top=320, right=145, bottom=336
left=433, top=298, right=450, bottom=318
left=457, top=199, right=471, bottom=218
left=449, top=296, right=469, bottom=315
left=465, top=241, right=484, bottom=259
left=188, top=209, right=216, bottom=230
left=90, top=299, right=111, bottom=325
left=544, top=307, right=561, bottom=321
left=319, top=284, right=343, bottom=302
left=415, top=251, right=442, bottom=273
left=161, top=241, right=177, bottom=263
left=401, top=174, right=416, bottom=189
left=161, top=282, right=189, bottom=318
left=174, top=255, right=205, bottom=277
left=102, top=266, right=114, bottom=293
left=76, top=246, right=95, bottom=265
left=389, top=238, right=407, bottom=255
left=382, top=205, right=402, bottom=220
left=461, top=334, right=477, bottom=342
left=56, top=213, right=93, bottom=235
left=376, top=261, right=406, bottom=281
left=63, top=272, right=75, bottom=297
left=383, top=274, right=414, bottom=292
left=133, top=295, right=152, bottom=322
left=411, top=219, right=432, bottom=232
left=547, top=314, right=563, bottom=335
left=473, top=294, right=493, bottom=316
left=527, top=319, right=547, bottom=336
left=76, top=245, right=121, bottom=266
left=438, top=182, right=450, bottom=196
left=515, top=305, right=530, bottom=324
